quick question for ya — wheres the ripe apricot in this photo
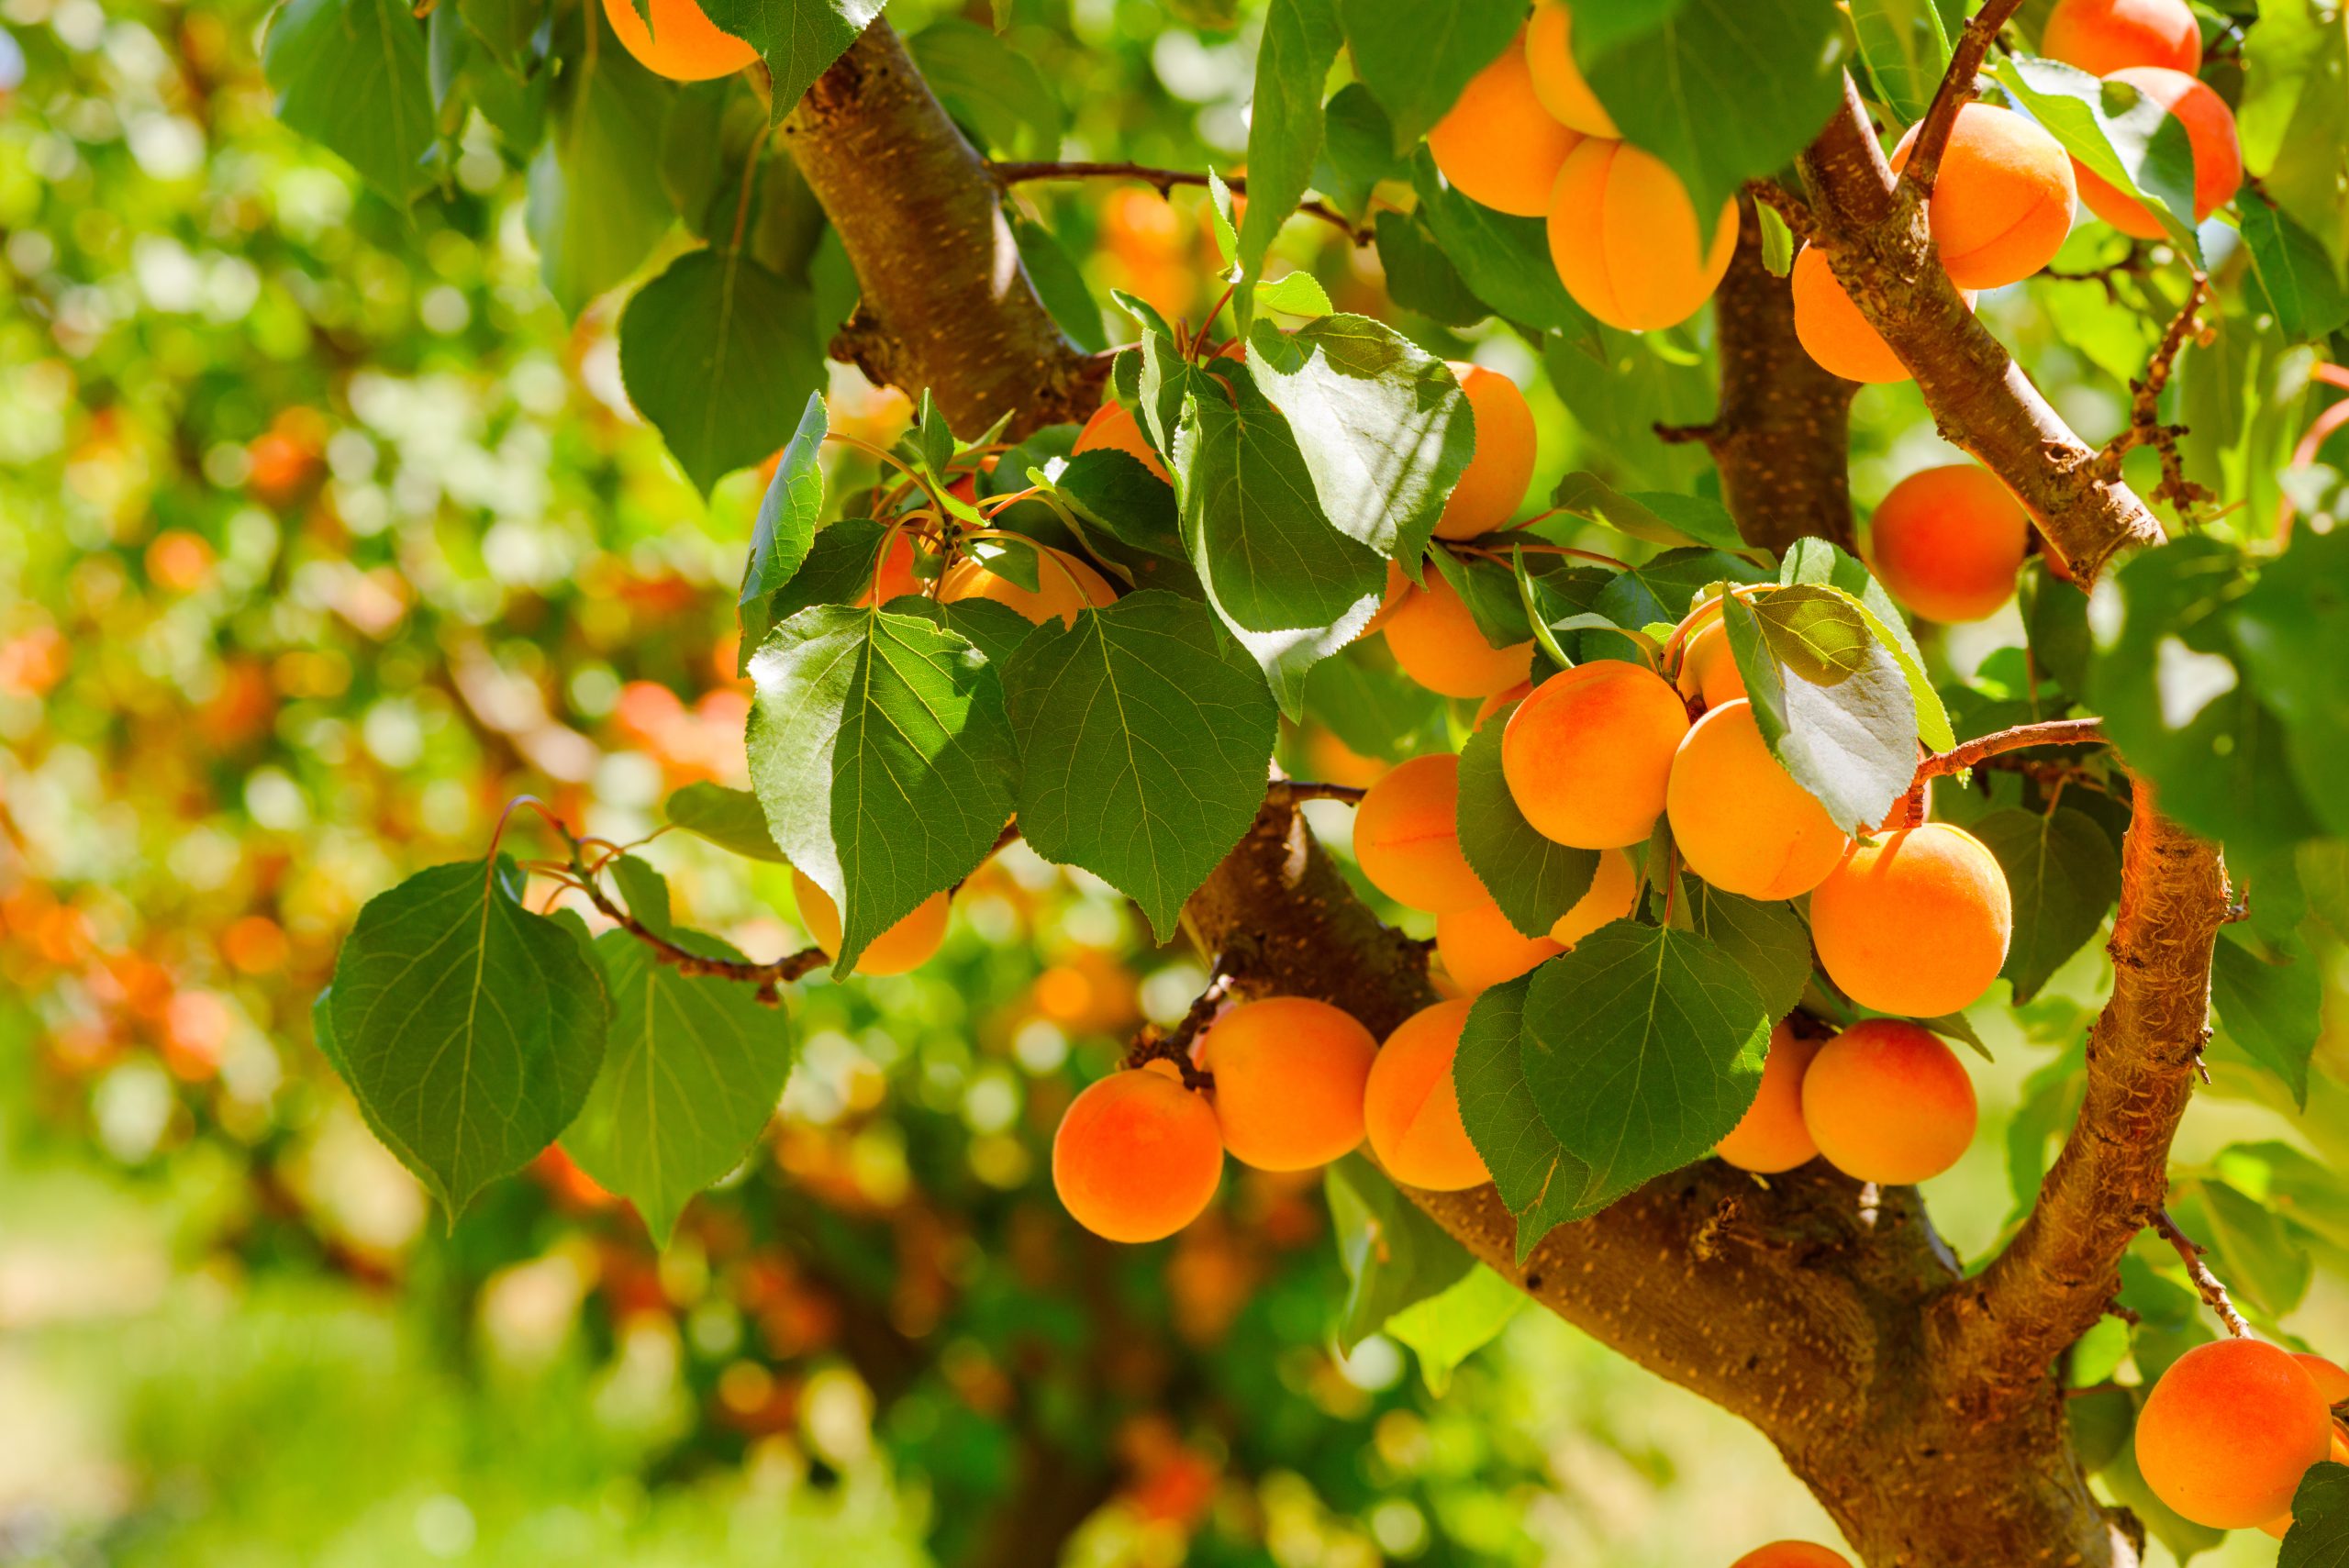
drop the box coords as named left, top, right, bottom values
left=1672, top=598, right=1746, bottom=709
left=1353, top=753, right=1488, bottom=915
left=599, top=0, right=757, bottom=82
left=1383, top=573, right=1534, bottom=699
left=1665, top=699, right=1851, bottom=899
left=940, top=546, right=1117, bottom=628
left=1472, top=680, right=1535, bottom=730
left=2042, top=0, right=2202, bottom=77
left=1810, top=824, right=2012, bottom=1018
left=2072, top=68, right=2242, bottom=239
left=2136, top=1338, right=2333, bottom=1529
left=1199, top=997, right=1378, bottom=1171
left=1501, top=660, right=1691, bottom=849
left=1799, top=1019, right=1977, bottom=1184
left=1730, top=1545, right=1854, bottom=1568
left=1428, top=31, right=1583, bottom=217
left=1364, top=999, right=1491, bottom=1191
left=855, top=529, right=922, bottom=607
left=1547, top=139, right=1740, bottom=332
left=1432, top=363, right=1537, bottom=540
left=1524, top=2, right=1617, bottom=138
left=1887, top=105, right=2077, bottom=289
left=1865, top=465, right=2031, bottom=624
left=1791, top=246, right=1981, bottom=384
left=1436, top=897, right=1564, bottom=994
left=1549, top=846, right=1641, bottom=945
left=2296, top=1353, right=2349, bottom=1406
left=1052, top=1068, right=1224, bottom=1242
left=1358, top=560, right=1412, bottom=640
left=1715, top=1022, right=1820, bottom=1174
left=792, top=871, right=951, bottom=977
left=1072, top=398, right=1170, bottom=483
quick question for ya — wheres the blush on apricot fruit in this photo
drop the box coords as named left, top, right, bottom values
left=1865, top=465, right=2032, bottom=625
left=1353, top=753, right=1489, bottom=915
left=1799, top=1019, right=1977, bottom=1184
left=1364, top=999, right=1491, bottom=1191
left=2135, top=1337, right=2332, bottom=1529
left=1052, top=1068, right=1224, bottom=1241
left=1888, top=105, right=2076, bottom=289
left=2071, top=67, right=2242, bottom=239
left=1501, top=659, right=1690, bottom=849
left=1810, top=824, right=2013, bottom=1018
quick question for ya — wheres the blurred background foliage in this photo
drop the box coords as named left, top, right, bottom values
left=1, top=0, right=2345, bottom=1564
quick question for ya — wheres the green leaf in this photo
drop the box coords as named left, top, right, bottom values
left=1325, top=1151, right=1476, bottom=1352
left=907, top=18, right=1063, bottom=156
left=263, top=0, right=438, bottom=205
left=1041, top=450, right=1186, bottom=572
left=1224, top=595, right=1386, bottom=720
left=1551, top=473, right=1749, bottom=554
left=2280, top=1462, right=2349, bottom=1564
left=2021, top=559, right=2094, bottom=703
left=1008, top=213, right=1108, bottom=353
left=1411, top=151, right=1597, bottom=336
left=2234, top=526, right=2349, bottom=840
left=1385, top=1265, right=1525, bottom=1395
left=2186, top=1176, right=2312, bottom=1318
left=1453, top=976, right=1609, bottom=1259
left=1724, top=587, right=1920, bottom=834
left=2241, top=192, right=2349, bottom=343
left=2210, top=928, right=2323, bottom=1107
left=1454, top=705, right=1599, bottom=939
left=1520, top=924, right=1770, bottom=1207
left=1253, top=270, right=1336, bottom=317
left=739, top=517, right=898, bottom=668
left=1319, top=82, right=1404, bottom=221
left=457, top=0, right=542, bottom=73
left=526, top=14, right=674, bottom=317
left=1240, top=0, right=1345, bottom=292
left=620, top=249, right=822, bottom=495
left=2238, top=0, right=2348, bottom=275
left=1372, top=211, right=1487, bottom=328
left=2300, top=840, right=2349, bottom=942
left=1336, top=0, right=1520, bottom=152
left=745, top=606, right=1018, bottom=974
left=1988, top=55, right=2201, bottom=259
left=665, top=783, right=786, bottom=862
left=1778, top=536, right=1955, bottom=752
left=1299, top=642, right=1450, bottom=762
left=697, top=0, right=883, bottom=121
left=740, top=392, right=826, bottom=606
left=1542, top=327, right=1717, bottom=491
left=1686, top=881, right=1811, bottom=1020
left=1851, top=0, right=1949, bottom=124
left=328, top=859, right=608, bottom=1217
left=1000, top=593, right=1276, bottom=940
left=1972, top=807, right=2121, bottom=1004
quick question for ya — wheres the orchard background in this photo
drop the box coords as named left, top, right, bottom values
left=4, top=0, right=2349, bottom=1563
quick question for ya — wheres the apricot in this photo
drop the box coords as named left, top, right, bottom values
left=1364, top=999, right=1491, bottom=1191
left=792, top=871, right=950, bottom=976
left=2072, top=68, right=2242, bottom=239
left=1072, top=398, right=1170, bottom=484
left=1501, top=660, right=1691, bottom=849
left=1865, top=464, right=2031, bottom=624
left=1383, top=573, right=1534, bottom=699
left=1672, top=599, right=1747, bottom=709
left=1524, top=2, right=1617, bottom=138
left=1052, top=1068, right=1224, bottom=1242
left=1715, top=1022, right=1820, bottom=1174
left=1428, top=31, right=1583, bottom=218
left=1799, top=1019, right=1977, bottom=1184
left=940, top=545, right=1117, bottom=628
left=1199, top=997, right=1378, bottom=1170
left=2296, top=1353, right=2349, bottom=1407
left=1472, top=680, right=1535, bottom=730
left=1665, top=700, right=1851, bottom=899
left=2042, top=0, right=2202, bottom=77
left=1547, top=139, right=1740, bottom=332
left=1358, top=560, right=1411, bottom=640
left=1549, top=846, right=1641, bottom=945
left=599, top=0, right=757, bottom=81
left=1809, top=824, right=2013, bottom=1018
left=1730, top=1545, right=1854, bottom=1568
left=854, top=529, right=922, bottom=607
left=1353, top=753, right=1488, bottom=915
left=1790, top=245, right=1982, bottom=385
left=1435, top=897, right=1564, bottom=994
left=1887, top=105, right=2077, bottom=289
left=2135, top=1338, right=2333, bottom=1529
left=1432, top=363, right=1538, bottom=540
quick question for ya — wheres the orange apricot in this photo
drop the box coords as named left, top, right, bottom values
left=1865, top=465, right=2031, bottom=624
left=1501, top=660, right=1691, bottom=849
left=1383, top=573, right=1535, bottom=699
left=1358, top=559, right=1412, bottom=640
left=2261, top=1404, right=2349, bottom=1538
left=2072, top=67, right=2242, bottom=239
left=1798, top=1019, right=1977, bottom=1184
left=599, top=0, right=757, bottom=82
left=1790, top=245, right=1982, bottom=384
left=1672, top=598, right=1747, bottom=709
left=1052, top=1068, right=1224, bottom=1242
left=1198, top=997, right=1378, bottom=1170
left=1547, top=139, right=1740, bottom=332
left=1072, top=398, right=1170, bottom=483
left=940, top=546, right=1117, bottom=628
left=1472, top=680, right=1535, bottom=730
left=1436, top=897, right=1564, bottom=994
left=1432, top=362, right=1537, bottom=540
left=1549, top=846, right=1641, bottom=945
left=854, top=529, right=923, bottom=607
left=2135, top=1338, right=2333, bottom=1529
left=2296, top=1353, right=2349, bottom=1407
left=1887, top=105, right=2077, bottom=289
left=1665, top=699, right=1851, bottom=899
left=1353, top=753, right=1489, bottom=915
left=1715, top=1022, right=1821, bottom=1174
left=792, top=871, right=951, bottom=977
left=1428, top=30, right=1583, bottom=217
left=1524, top=2, right=1618, bottom=138
left=1809, top=824, right=2012, bottom=1018
left=1730, top=1544, right=1854, bottom=1568
left=2041, top=0, right=2202, bottom=77
left=1364, top=999, right=1491, bottom=1191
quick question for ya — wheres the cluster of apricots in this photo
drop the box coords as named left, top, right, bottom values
left=1052, top=993, right=1497, bottom=1242
left=2135, top=1338, right=2349, bottom=1535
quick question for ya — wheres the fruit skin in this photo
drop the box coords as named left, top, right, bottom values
left=1729, top=1544, right=1854, bottom=1568
left=1866, top=465, right=2032, bottom=624
left=2134, top=1337, right=2332, bottom=1529
left=1501, top=660, right=1692, bottom=850
left=1072, top=399, right=1170, bottom=483
left=1810, top=824, right=2013, bottom=1018
left=2295, top=1353, right=2349, bottom=1406
left=1672, top=598, right=1746, bottom=709
left=1799, top=1019, right=1978, bottom=1184
left=940, top=547, right=1118, bottom=628
left=1715, top=1022, right=1820, bottom=1174
left=1353, top=753, right=1489, bottom=915
left=1364, top=999, right=1491, bottom=1192
left=1432, top=363, right=1537, bottom=540
left=1471, top=680, right=1535, bottom=730
left=792, top=871, right=951, bottom=976
left=1358, top=559, right=1412, bottom=641
left=1791, top=245, right=1980, bottom=385
left=1383, top=573, right=1534, bottom=699
left=1428, top=32, right=1584, bottom=217
left=599, top=0, right=757, bottom=81
left=855, top=529, right=923, bottom=607
left=1052, top=1069, right=1224, bottom=1242
left=1888, top=104, right=2077, bottom=289
left=1436, top=898, right=1564, bottom=994
left=1547, top=139, right=1741, bottom=332
left=1524, top=2, right=1617, bottom=138
left=1199, top=997, right=1379, bottom=1170
left=2042, top=0, right=2202, bottom=77
left=1665, top=700, right=1851, bottom=899
left=1549, top=847, right=1641, bottom=945
left=2072, top=67, right=2242, bottom=239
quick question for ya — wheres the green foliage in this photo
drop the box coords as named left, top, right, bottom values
left=1851, top=0, right=1950, bottom=123
left=1990, top=55, right=2201, bottom=257
left=1724, top=585, right=1920, bottom=834
left=1336, top=0, right=1520, bottom=151
left=1972, top=806, right=2122, bottom=1004
left=619, top=249, right=821, bottom=495
left=698, top=0, right=882, bottom=121
left=2281, top=1462, right=2349, bottom=1563
left=1326, top=1152, right=1476, bottom=1351
left=263, top=0, right=437, bottom=205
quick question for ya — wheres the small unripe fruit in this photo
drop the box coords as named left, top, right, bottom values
left=1052, top=1069, right=1224, bottom=1242
left=1072, top=398, right=1170, bottom=483
left=1665, top=700, right=1851, bottom=900
left=1364, top=999, right=1491, bottom=1191
left=1436, top=898, right=1564, bottom=994
left=600, top=0, right=757, bottom=81
left=2135, top=1338, right=2332, bottom=1529
left=1353, top=753, right=1488, bottom=915
left=1432, top=363, right=1537, bottom=540
left=1428, top=32, right=1584, bottom=217
left=1524, top=2, right=1617, bottom=138
left=941, top=547, right=1118, bottom=628
left=1888, top=105, right=2076, bottom=289
left=1799, top=1019, right=1977, bottom=1184
left=1502, top=660, right=1691, bottom=849
left=792, top=871, right=950, bottom=976
left=1715, top=1022, right=1820, bottom=1174
left=1810, top=824, right=2013, bottom=1018
left=1384, top=574, right=1534, bottom=699
left=2041, top=0, right=2202, bottom=77
left=1549, top=847, right=1641, bottom=945
left=1730, top=1544, right=1854, bottom=1568
left=1791, top=245, right=1981, bottom=385
left=1200, top=997, right=1378, bottom=1171
left=1547, top=139, right=1740, bottom=332
left=1866, top=465, right=2032, bottom=625
left=2072, top=68, right=2242, bottom=239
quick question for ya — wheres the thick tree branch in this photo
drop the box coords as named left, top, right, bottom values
left=1900, top=0, right=2029, bottom=197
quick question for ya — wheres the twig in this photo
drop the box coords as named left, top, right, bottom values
left=1268, top=779, right=1368, bottom=807
left=1901, top=0, right=2031, bottom=198
left=1125, top=967, right=1230, bottom=1091
left=1911, top=718, right=2109, bottom=784
left=1743, top=178, right=1820, bottom=243
left=2044, top=244, right=2152, bottom=307
left=2152, top=1209, right=2252, bottom=1340
left=1654, top=420, right=1723, bottom=448
left=570, top=848, right=828, bottom=1002
left=989, top=161, right=1374, bottom=246
left=2095, top=273, right=2215, bottom=517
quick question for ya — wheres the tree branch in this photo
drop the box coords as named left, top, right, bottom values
left=990, top=160, right=1374, bottom=245
left=1913, top=718, right=2109, bottom=783
left=2152, top=1209, right=2252, bottom=1340
left=2095, top=272, right=2214, bottom=517
left=1900, top=0, right=2030, bottom=197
